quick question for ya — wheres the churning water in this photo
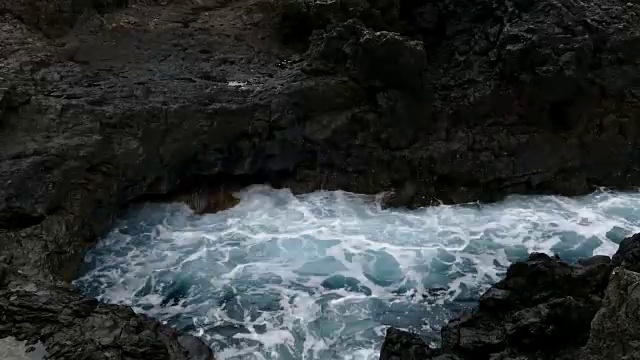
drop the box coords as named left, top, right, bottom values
left=74, top=186, right=640, bottom=360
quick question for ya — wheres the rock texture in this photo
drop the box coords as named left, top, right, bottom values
left=380, top=234, right=640, bottom=360
left=1, top=0, right=640, bottom=358
left=1, top=0, right=640, bottom=276
left=0, top=260, right=214, bottom=360
left=583, top=268, right=640, bottom=360
left=380, top=327, right=436, bottom=360
left=613, top=232, right=640, bottom=272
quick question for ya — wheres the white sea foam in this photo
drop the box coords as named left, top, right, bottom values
left=227, top=81, right=247, bottom=87
left=74, top=186, right=640, bottom=359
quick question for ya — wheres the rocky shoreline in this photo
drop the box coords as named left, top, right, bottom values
left=1, top=0, right=640, bottom=358
left=380, top=233, right=640, bottom=360
left=0, top=258, right=214, bottom=359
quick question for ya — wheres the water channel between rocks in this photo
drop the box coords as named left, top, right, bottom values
left=74, top=186, right=640, bottom=359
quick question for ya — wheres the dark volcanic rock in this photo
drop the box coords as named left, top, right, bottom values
left=440, top=253, right=612, bottom=359
left=1, top=0, right=640, bottom=357
left=582, top=268, right=640, bottom=359
left=178, top=335, right=216, bottom=360
left=380, top=327, right=435, bottom=360
left=612, top=232, right=640, bottom=272
left=0, top=0, right=128, bottom=36
left=276, top=0, right=401, bottom=46
left=379, top=234, right=640, bottom=360
left=306, top=20, right=427, bottom=93
left=0, top=267, right=213, bottom=360
left=1, top=0, right=639, bottom=276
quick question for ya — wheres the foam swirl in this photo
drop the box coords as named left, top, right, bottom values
left=74, top=186, right=640, bottom=359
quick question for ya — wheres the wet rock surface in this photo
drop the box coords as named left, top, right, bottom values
left=0, top=263, right=214, bottom=359
left=0, top=336, right=48, bottom=360
left=1, top=0, right=640, bottom=357
left=380, top=327, right=435, bottom=360
left=380, top=233, right=640, bottom=360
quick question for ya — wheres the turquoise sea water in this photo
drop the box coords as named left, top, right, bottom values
left=74, top=186, right=640, bottom=359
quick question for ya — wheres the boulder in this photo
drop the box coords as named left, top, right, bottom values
left=178, top=335, right=216, bottom=360
left=612, top=233, right=640, bottom=273
left=305, top=19, right=427, bottom=94
left=380, top=233, right=640, bottom=360
left=380, top=327, right=435, bottom=360
left=380, top=251, right=620, bottom=360
left=582, top=268, right=640, bottom=360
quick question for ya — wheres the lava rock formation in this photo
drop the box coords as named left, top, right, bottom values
left=1, top=0, right=640, bottom=358
left=380, top=233, right=640, bottom=360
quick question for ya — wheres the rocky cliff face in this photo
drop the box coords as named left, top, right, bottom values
left=1, top=0, right=640, bottom=358
left=583, top=268, right=640, bottom=360
left=2, top=0, right=640, bottom=277
left=379, top=233, right=640, bottom=360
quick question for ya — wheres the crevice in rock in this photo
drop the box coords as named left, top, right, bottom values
left=0, top=211, right=46, bottom=230
left=130, top=169, right=296, bottom=214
